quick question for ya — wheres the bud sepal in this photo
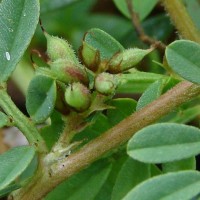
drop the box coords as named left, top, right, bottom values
left=64, top=83, right=91, bottom=112
left=79, top=41, right=100, bottom=72
left=50, top=59, right=89, bottom=85
left=95, top=72, right=118, bottom=95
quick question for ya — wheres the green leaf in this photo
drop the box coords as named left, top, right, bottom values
left=142, top=14, right=173, bottom=42
left=18, top=154, right=38, bottom=184
left=123, top=171, right=200, bottom=200
left=162, top=157, right=196, bottom=173
left=0, top=0, right=40, bottom=82
left=68, top=165, right=111, bottom=200
left=0, top=146, right=35, bottom=192
left=136, top=79, right=164, bottom=111
left=26, top=75, right=57, bottom=123
left=169, top=105, right=200, bottom=124
left=74, top=113, right=111, bottom=142
left=166, top=40, right=200, bottom=84
left=45, top=161, right=112, bottom=200
left=84, top=28, right=124, bottom=60
left=161, top=77, right=179, bottom=94
left=0, top=112, right=9, bottom=128
left=94, top=155, right=128, bottom=200
left=117, top=70, right=166, bottom=93
left=111, top=157, right=150, bottom=200
left=113, top=0, right=158, bottom=21
left=41, top=0, right=94, bottom=16
left=40, top=111, right=64, bottom=150
left=107, top=98, right=136, bottom=126
left=127, top=123, right=200, bottom=163
left=0, top=152, right=37, bottom=197
left=41, top=0, right=79, bottom=13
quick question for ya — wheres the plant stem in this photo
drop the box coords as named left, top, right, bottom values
left=162, top=0, right=200, bottom=43
left=0, top=88, right=47, bottom=153
left=12, top=81, right=200, bottom=200
left=126, top=0, right=166, bottom=51
left=52, top=113, right=85, bottom=152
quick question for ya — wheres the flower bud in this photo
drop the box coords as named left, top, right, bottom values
left=95, top=72, right=117, bottom=95
left=50, top=59, right=89, bottom=85
left=64, top=83, right=91, bottom=112
left=79, top=41, right=100, bottom=72
left=44, top=32, right=79, bottom=64
left=107, top=48, right=153, bottom=73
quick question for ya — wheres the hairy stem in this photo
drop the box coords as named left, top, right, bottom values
left=162, top=0, right=200, bottom=43
left=0, top=88, right=47, bottom=153
left=52, top=113, right=85, bottom=152
left=12, top=81, right=200, bottom=200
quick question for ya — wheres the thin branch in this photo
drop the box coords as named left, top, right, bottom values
left=0, top=88, right=47, bottom=153
left=126, top=0, right=166, bottom=51
left=12, top=81, right=200, bottom=200
left=162, top=0, right=200, bottom=44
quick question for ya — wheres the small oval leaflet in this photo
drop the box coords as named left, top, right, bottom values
left=84, top=28, right=124, bottom=60
left=123, top=170, right=200, bottom=200
left=0, top=146, right=36, bottom=195
left=26, top=75, right=57, bottom=123
left=166, top=40, right=200, bottom=84
left=127, top=123, right=200, bottom=163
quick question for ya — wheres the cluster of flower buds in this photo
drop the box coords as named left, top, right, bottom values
left=36, top=28, right=153, bottom=114
left=44, top=32, right=88, bottom=84
left=79, top=28, right=153, bottom=96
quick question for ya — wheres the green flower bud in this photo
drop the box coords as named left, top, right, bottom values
left=95, top=72, right=117, bottom=95
left=79, top=41, right=100, bottom=72
left=50, top=59, right=89, bottom=85
left=107, top=48, right=153, bottom=73
left=44, top=32, right=79, bottom=64
left=64, top=83, right=91, bottom=111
